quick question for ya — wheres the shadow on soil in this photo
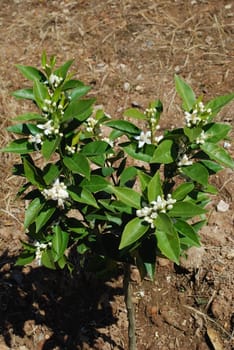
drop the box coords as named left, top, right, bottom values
left=0, top=250, right=124, bottom=350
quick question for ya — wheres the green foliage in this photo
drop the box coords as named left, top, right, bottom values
left=1, top=53, right=234, bottom=280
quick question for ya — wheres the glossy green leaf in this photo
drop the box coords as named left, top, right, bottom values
left=174, top=74, right=196, bottom=111
left=119, top=217, right=149, bottom=249
left=122, top=142, right=153, bottom=162
left=124, top=108, right=145, bottom=120
left=206, top=92, right=234, bottom=118
left=174, top=219, right=200, bottom=247
left=105, top=120, right=140, bottom=135
left=69, top=85, right=91, bottom=101
left=35, top=205, right=56, bottom=233
left=138, top=171, right=151, bottom=192
left=184, top=127, right=202, bottom=142
left=16, top=64, right=45, bottom=81
left=62, top=79, right=85, bottom=90
left=200, top=160, right=223, bottom=173
left=204, top=123, right=231, bottom=142
left=81, top=141, right=110, bottom=157
left=155, top=213, right=180, bottom=264
left=33, top=80, right=49, bottom=108
left=12, top=88, right=34, bottom=100
left=62, top=98, right=95, bottom=122
left=63, top=153, right=90, bottom=178
left=81, top=175, right=110, bottom=192
left=43, top=163, right=60, bottom=185
left=168, top=202, right=206, bottom=217
left=1, top=139, right=34, bottom=154
left=151, top=140, right=174, bottom=164
left=112, top=187, right=141, bottom=209
left=172, top=183, right=194, bottom=200
left=23, top=157, right=43, bottom=186
left=42, top=136, right=60, bottom=160
left=24, top=197, right=44, bottom=229
left=147, top=171, right=163, bottom=202
left=7, top=123, right=39, bottom=135
left=13, top=113, right=45, bottom=122
left=15, top=252, right=35, bottom=266
left=41, top=250, right=56, bottom=269
left=181, top=163, right=209, bottom=186
left=54, top=59, right=74, bottom=79
left=119, top=166, right=137, bottom=186
left=201, top=142, right=234, bottom=169
left=52, top=225, right=69, bottom=261
left=68, top=187, right=98, bottom=208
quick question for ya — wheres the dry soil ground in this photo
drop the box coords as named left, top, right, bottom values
left=0, top=1, right=234, bottom=349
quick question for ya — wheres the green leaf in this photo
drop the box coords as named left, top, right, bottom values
left=172, top=183, right=194, bottom=200
left=35, top=205, right=56, bottom=233
left=119, top=217, right=149, bottom=249
left=147, top=171, right=163, bottom=202
left=7, top=123, right=39, bottom=135
left=168, top=202, right=206, bottom=218
left=68, top=187, right=99, bottom=208
left=144, top=263, right=155, bottom=281
left=69, top=85, right=91, bottom=101
left=54, top=59, right=74, bottom=79
left=124, top=108, right=145, bottom=120
left=13, top=113, right=45, bottom=122
left=111, top=187, right=141, bottom=209
left=63, top=153, right=90, bottom=178
left=138, top=171, right=151, bottom=192
left=174, top=220, right=200, bottom=247
left=33, top=80, right=49, bottom=108
left=62, top=98, right=95, bottom=122
left=24, top=197, right=44, bottom=229
left=41, top=250, right=56, bottom=269
left=184, top=127, right=202, bottom=142
left=105, top=120, right=140, bottom=135
left=81, top=141, right=110, bottom=157
left=155, top=213, right=180, bottom=264
left=181, top=163, right=209, bottom=186
left=200, top=160, right=223, bottom=173
left=81, top=175, right=110, bottom=192
left=23, top=157, right=43, bottom=186
left=52, top=225, right=69, bottom=261
left=206, top=92, right=234, bottom=118
left=62, top=79, right=85, bottom=90
left=16, top=64, right=45, bottom=81
left=43, top=163, right=60, bottom=185
left=151, top=140, right=174, bottom=164
left=122, top=142, right=153, bottom=162
left=12, top=88, right=34, bottom=100
left=119, top=166, right=137, bottom=186
left=201, top=142, right=234, bottom=169
left=1, top=139, right=34, bottom=154
left=174, top=74, right=196, bottom=111
left=204, top=123, right=231, bottom=143
left=42, top=136, right=61, bottom=160
left=15, top=252, right=35, bottom=266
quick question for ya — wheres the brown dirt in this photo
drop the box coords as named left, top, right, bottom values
left=0, top=1, right=233, bottom=349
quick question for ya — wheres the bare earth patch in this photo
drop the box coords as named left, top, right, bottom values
left=0, top=1, right=233, bottom=349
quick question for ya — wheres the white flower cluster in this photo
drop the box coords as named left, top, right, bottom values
left=185, top=102, right=212, bottom=127
left=37, top=120, right=63, bottom=137
left=65, top=145, right=76, bottom=155
left=49, top=73, right=63, bottom=88
left=86, top=116, right=98, bottom=133
left=136, top=194, right=176, bottom=228
left=28, top=133, right=43, bottom=145
left=42, top=178, right=69, bottom=208
left=35, top=241, right=52, bottom=266
left=102, top=137, right=114, bottom=147
left=135, top=130, right=163, bottom=148
left=196, top=130, right=207, bottom=145
left=178, top=154, right=193, bottom=166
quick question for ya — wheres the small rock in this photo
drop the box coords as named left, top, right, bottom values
left=123, top=82, right=130, bottom=92
left=216, top=200, right=229, bottom=212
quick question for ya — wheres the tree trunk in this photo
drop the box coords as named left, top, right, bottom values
left=123, top=263, right=136, bottom=350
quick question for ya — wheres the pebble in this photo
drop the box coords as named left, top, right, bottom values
left=123, top=82, right=130, bottom=92
left=216, top=200, right=229, bottom=212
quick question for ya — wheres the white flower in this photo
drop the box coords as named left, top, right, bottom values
left=184, top=102, right=212, bottom=127
left=135, top=131, right=152, bottom=148
left=49, top=74, right=63, bottom=87
left=42, top=178, right=69, bottom=208
left=102, top=137, right=114, bottom=147
left=136, top=194, right=176, bottom=228
left=28, top=133, right=43, bottom=145
left=34, top=241, right=52, bottom=266
left=178, top=154, right=193, bottom=166
left=65, top=145, right=76, bottom=155
left=155, top=135, right=164, bottom=144
left=196, top=130, right=207, bottom=145
left=37, top=120, right=54, bottom=136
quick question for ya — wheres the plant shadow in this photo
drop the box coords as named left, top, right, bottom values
left=0, top=249, right=125, bottom=349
